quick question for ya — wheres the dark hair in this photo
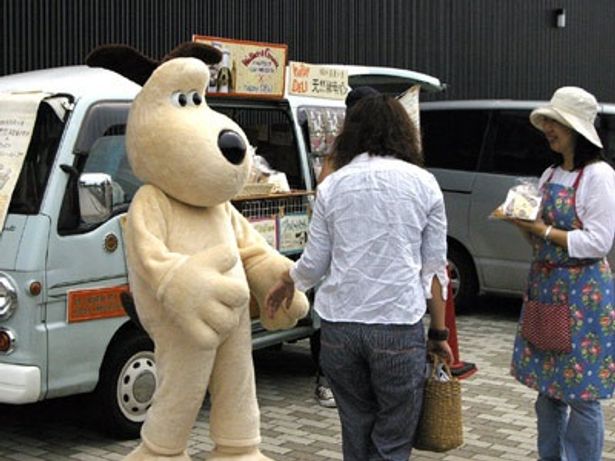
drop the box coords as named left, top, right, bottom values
left=345, top=86, right=380, bottom=110
left=330, top=94, right=423, bottom=170
left=552, top=133, right=608, bottom=170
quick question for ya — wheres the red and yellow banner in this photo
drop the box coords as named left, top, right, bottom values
left=289, top=61, right=348, bottom=100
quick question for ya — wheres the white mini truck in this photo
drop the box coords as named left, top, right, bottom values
left=0, top=63, right=444, bottom=438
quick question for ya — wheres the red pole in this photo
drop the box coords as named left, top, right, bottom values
left=446, top=269, right=478, bottom=380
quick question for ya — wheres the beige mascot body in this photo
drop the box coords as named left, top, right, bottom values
left=87, top=43, right=309, bottom=461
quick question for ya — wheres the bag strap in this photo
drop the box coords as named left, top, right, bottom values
left=428, top=353, right=454, bottom=380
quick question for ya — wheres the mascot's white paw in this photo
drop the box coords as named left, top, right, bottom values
left=160, top=244, right=251, bottom=348
left=260, top=290, right=309, bottom=331
left=124, top=443, right=191, bottom=461
left=206, top=446, right=274, bottom=461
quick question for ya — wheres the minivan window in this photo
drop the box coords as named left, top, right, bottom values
left=598, top=113, right=615, bottom=165
left=483, top=110, right=553, bottom=177
left=421, top=110, right=490, bottom=171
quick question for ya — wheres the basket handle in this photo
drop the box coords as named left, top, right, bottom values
left=427, top=352, right=454, bottom=380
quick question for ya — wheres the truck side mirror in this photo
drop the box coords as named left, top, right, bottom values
left=78, top=172, right=113, bottom=224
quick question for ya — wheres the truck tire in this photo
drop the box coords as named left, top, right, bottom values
left=447, top=245, right=478, bottom=313
left=95, top=330, right=156, bottom=439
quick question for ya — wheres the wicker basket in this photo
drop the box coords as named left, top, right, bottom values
left=413, top=355, right=463, bottom=452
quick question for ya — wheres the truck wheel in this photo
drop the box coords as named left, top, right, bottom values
left=95, top=331, right=156, bottom=439
left=447, top=245, right=478, bottom=313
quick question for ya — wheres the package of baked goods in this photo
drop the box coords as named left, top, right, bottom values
left=236, top=154, right=291, bottom=197
left=491, top=179, right=542, bottom=221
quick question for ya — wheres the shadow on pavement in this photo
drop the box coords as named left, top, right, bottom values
left=0, top=392, right=112, bottom=440
left=460, top=294, right=522, bottom=321
left=253, top=342, right=317, bottom=376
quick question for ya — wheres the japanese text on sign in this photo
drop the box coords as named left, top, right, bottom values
left=289, top=61, right=348, bottom=100
left=67, top=285, right=130, bottom=323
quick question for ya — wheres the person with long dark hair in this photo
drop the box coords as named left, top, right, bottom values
left=311, top=86, right=381, bottom=409
left=266, top=94, right=452, bottom=460
left=508, top=86, right=615, bottom=461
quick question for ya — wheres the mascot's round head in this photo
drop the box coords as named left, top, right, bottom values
left=86, top=42, right=253, bottom=207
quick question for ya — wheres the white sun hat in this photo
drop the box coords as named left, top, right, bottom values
left=530, top=86, right=603, bottom=148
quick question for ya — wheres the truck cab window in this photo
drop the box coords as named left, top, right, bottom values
left=59, top=102, right=140, bottom=233
left=83, top=127, right=141, bottom=208
left=9, top=98, right=67, bottom=214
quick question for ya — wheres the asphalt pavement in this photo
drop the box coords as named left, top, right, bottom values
left=2, top=296, right=615, bottom=460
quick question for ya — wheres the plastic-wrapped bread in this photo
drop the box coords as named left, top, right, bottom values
left=490, top=180, right=542, bottom=221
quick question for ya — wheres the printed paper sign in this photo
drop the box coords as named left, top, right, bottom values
left=398, top=84, right=421, bottom=132
left=279, top=213, right=310, bottom=254
left=0, top=92, right=50, bottom=230
left=193, top=35, right=287, bottom=99
left=289, top=61, right=348, bottom=100
left=249, top=216, right=278, bottom=249
left=304, top=107, right=345, bottom=155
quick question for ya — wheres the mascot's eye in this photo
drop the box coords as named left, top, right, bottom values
left=189, top=91, right=203, bottom=106
left=171, top=92, right=188, bottom=107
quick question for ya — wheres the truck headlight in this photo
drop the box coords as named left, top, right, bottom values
left=0, top=275, right=18, bottom=320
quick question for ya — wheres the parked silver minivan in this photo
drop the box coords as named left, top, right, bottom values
left=420, top=100, right=615, bottom=310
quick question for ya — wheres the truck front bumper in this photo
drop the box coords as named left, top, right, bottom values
left=0, top=363, right=41, bottom=404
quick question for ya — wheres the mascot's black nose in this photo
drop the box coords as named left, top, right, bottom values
left=218, top=130, right=246, bottom=165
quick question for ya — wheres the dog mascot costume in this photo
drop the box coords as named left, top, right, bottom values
left=86, top=43, right=309, bottom=461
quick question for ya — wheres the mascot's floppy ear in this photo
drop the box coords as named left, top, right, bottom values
left=86, top=42, right=222, bottom=86
left=85, top=44, right=158, bottom=86
left=162, top=41, right=222, bottom=64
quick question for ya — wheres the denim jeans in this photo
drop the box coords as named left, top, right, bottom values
left=535, top=393, right=604, bottom=461
left=319, top=319, right=426, bottom=461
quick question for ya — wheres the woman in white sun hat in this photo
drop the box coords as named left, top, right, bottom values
left=508, top=86, right=615, bottom=461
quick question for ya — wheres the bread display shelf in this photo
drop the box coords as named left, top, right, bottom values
left=233, top=191, right=313, bottom=256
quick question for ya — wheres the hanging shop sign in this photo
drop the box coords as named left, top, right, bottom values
left=289, top=61, right=348, bottom=100
left=193, top=35, right=287, bottom=99
left=248, top=216, right=278, bottom=249
left=278, top=212, right=310, bottom=255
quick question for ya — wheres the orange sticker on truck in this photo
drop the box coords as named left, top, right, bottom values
left=67, top=285, right=129, bottom=323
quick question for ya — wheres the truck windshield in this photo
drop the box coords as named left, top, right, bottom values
left=9, top=98, right=68, bottom=214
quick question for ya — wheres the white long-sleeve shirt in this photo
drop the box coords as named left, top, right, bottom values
left=290, top=153, right=448, bottom=325
left=539, top=161, right=615, bottom=258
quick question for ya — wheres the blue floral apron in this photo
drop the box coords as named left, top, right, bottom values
left=511, top=168, right=615, bottom=400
